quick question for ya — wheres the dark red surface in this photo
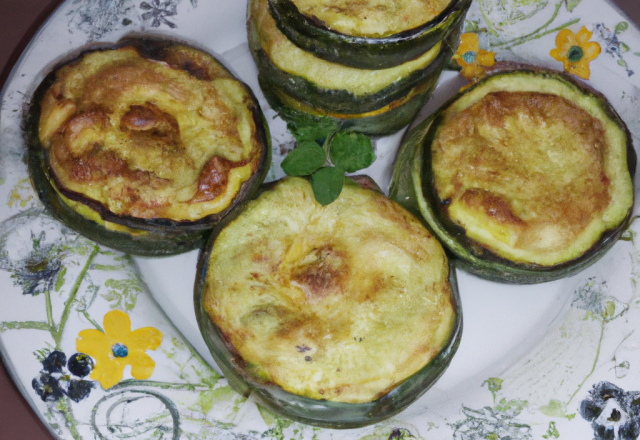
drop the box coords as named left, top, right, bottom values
left=1, top=0, right=639, bottom=439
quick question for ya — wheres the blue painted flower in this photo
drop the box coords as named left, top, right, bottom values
left=572, top=277, right=627, bottom=321
left=32, top=350, right=95, bottom=403
left=580, top=382, right=640, bottom=440
left=593, top=23, right=634, bottom=77
left=0, top=210, right=74, bottom=296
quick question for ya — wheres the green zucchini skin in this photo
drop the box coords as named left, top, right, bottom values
left=389, top=69, right=636, bottom=284
left=268, top=0, right=471, bottom=69
left=249, top=13, right=461, bottom=115
left=193, top=177, right=463, bottom=428
left=258, top=73, right=438, bottom=136
left=25, top=39, right=272, bottom=257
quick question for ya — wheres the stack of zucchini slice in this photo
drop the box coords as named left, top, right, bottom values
left=249, top=0, right=472, bottom=135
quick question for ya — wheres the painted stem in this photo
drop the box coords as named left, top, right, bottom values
left=58, top=397, right=83, bottom=440
left=52, top=245, right=100, bottom=347
left=45, top=287, right=55, bottom=332
left=111, top=379, right=210, bottom=392
left=81, top=310, right=104, bottom=333
left=0, top=320, right=51, bottom=332
left=479, top=6, right=499, bottom=37
left=504, top=19, right=580, bottom=49
left=492, top=2, right=563, bottom=47
left=567, top=319, right=606, bottom=404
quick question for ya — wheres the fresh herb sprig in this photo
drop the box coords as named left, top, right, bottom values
left=281, top=129, right=375, bottom=205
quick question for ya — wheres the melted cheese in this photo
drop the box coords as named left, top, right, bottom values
left=291, top=0, right=452, bottom=37
left=432, top=77, right=633, bottom=266
left=38, top=46, right=263, bottom=221
left=203, top=178, right=456, bottom=403
left=250, top=0, right=442, bottom=96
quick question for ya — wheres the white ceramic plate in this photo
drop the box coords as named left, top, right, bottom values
left=2, top=1, right=640, bottom=439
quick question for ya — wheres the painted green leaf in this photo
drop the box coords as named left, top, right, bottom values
left=311, top=166, right=345, bottom=206
left=102, top=278, right=142, bottom=311
left=621, top=42, right=630, bottom=53
left=542, top=421, right=560, bottom=439
left=54, top=266, right=67, bottom=292
left=196, top=385, right=239, bottom=416
left=603, top=300, right=616, bottom=319
left=484, top=377, right=503, bottom=402
left=565, top=0, right=583, bottom=12
left=281, top=141, right=326, bottom=176
left=616, top=21, right=629, bottom=33
left=92, top=264, right=123, bottom=271
left=540, top=399, right=574, bottom=419
left=616, top=360, right=630, bottom=378
left=495, top=398, right=528, bottom=415
left=257, top=405, right=277, bottom=426
left=464, top=19, right=480, bottom=33
left=329, top=131, right=375, bottom=173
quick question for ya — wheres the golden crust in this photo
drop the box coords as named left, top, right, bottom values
left=432, top=89, right=630, bottom=265
left=290, top=0, right=451, bottom=37
left=38, top=45, right=263, bottom=221
left=203, top=178, right=456, bottom=403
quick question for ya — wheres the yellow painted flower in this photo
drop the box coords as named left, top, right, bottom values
left=453, top=33, right=496, bottom=81
left=76, top=310, right=163, bottom=389
left=550, top=27, right=601, bottom=80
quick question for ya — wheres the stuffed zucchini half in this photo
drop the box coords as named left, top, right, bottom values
left=26, top=40, right=271, bottom=256
left=195, top=177, right=462, bottom=428
left=248, top=0, right=462, bottom=134
left=389, top=68, right=636, bottom=284
left=268, top=0, right=472, bottom=69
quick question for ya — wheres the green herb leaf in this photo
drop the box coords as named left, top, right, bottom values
left=311, top=167, right=345, bottom=206
left=286, top=114, right=340, bottom=142
left=329, top=131, right=375, bottom=173
left=281, top=141, right=326, bottom=176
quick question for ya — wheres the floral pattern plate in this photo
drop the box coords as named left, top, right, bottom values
left=1, top=0, right=640, bottom=439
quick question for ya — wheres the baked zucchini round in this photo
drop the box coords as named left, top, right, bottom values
left=195, top=177, right=462, bottom=428
left=267, top=0, right=471, bottom=69
left=389, top=68, right=636, bottom=283
left=26, top=39, right=271, bottom=256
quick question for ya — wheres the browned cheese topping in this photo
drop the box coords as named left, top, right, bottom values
left=38, top=46, right=263, bottom=221
left=432, top=91, right=617, bottom=265
left=203, top=178, right=456, bottom=403
left=290, top=0, right=452, bottom=37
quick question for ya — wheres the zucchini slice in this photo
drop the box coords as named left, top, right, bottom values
left=267, top=0, right=471, bottom=69
left=26, top=39, right=271, bottom=256
left=195, top=177, right=462, bottom=427
left=390, top=68, right=636, bottom=283
left=258, top=72, right=439, bottom=135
